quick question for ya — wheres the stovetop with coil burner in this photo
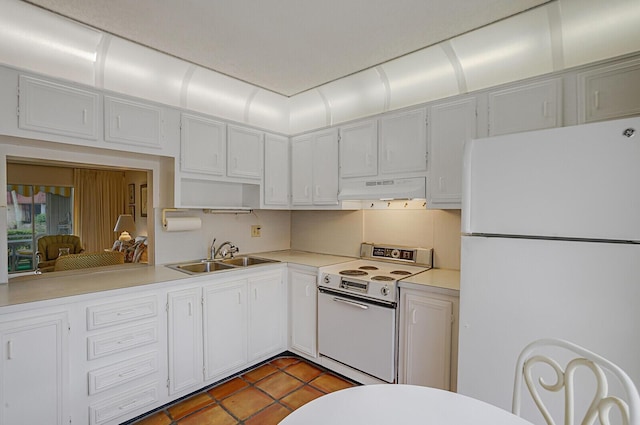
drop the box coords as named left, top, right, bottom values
left=319, top=243, right=433, bottom=303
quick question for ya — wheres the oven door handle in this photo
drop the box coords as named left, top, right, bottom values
left=332, top=296, right=369, bottom=310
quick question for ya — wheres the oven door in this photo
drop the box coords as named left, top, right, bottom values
left=318, top=287, right=396, bottom=382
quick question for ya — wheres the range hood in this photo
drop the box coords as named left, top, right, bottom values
left=338, top=177, right=426, bottom=200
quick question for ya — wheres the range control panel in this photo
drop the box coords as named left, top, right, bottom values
left=371, top=246, right=416, bottom=261
left=360, top=242, right=433, bottom=267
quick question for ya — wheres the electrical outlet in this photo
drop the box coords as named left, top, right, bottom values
left=251, top=225, right=261, bottom=237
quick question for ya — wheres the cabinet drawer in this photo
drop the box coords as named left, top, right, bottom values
left=88, top=352, right=158, bottom=395
left=89, top=382, right=158, bottom=425
left=87, top=296, right=157, bottom=330
left=88, top=323, right=158, bottom=360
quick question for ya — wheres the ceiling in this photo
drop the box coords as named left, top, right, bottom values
left=24, top=0, right=549, bottom=97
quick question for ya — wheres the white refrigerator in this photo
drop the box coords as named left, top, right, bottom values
left=458, top=117, right=640, bottom=423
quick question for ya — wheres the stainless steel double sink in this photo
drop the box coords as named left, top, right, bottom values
left=167, top=256, right=278, bottom=275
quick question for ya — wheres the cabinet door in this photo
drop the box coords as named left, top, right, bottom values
left=248, top=272, right=285, bottom=361
left=428, top=97, right=477, bottom=209
left=399, top=291, right=452, bottom=389
left=104, top=96, right=162, bottom=149
left=379, top=108, right=428, bottom=175
left=1, top=312, right=68, bottom=425
left=203, top=280, right=247, bottom=380
left=578, top=58, right=640, bottom=123
left=488, top=78, right=562, bottom=136
left=18, top=75, right=99, bottom=140
left=291, top=135, right=313, bottom=205
left=339, top=120, right=378, bottom=178
left=288, top=269, right=317, bottom=357
left=167, top=288, right=203, bottom=395
left=227, top=125, right=263, bottom=179
left=312, top=128, right=339, bottom=205
left=180, top=113, right=226, bottom=176
left=264, top=133, right=290, bottom=207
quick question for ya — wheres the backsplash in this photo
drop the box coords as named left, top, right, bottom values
left=154, top=207, right=461, bottom=269
left=291, top=209, right=461, bottom=270
left=154, top=209, right=291, bottom=265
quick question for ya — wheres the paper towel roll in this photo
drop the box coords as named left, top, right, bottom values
left=163, top=216, right=202, bottom=231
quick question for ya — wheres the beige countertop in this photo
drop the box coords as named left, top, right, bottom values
left=0, top=250, right=457, bottom=309
left=0, top=264, right=188, bottom=308
left=0, top=250, right=355, bottom=309
left=399, top=268, right=460, bottom=295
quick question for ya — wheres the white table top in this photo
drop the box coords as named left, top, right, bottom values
left=279, top=385, right=534, bottom=425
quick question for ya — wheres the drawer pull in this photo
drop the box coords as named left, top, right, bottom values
left=118, top=399, right=139, bottom=411
left=117, top=336, right=135, bottom=344
left=116, top=309, right=137, bottom=316
left=118, top=368, right=138, bottom=378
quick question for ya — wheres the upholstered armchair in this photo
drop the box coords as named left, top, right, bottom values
left=35, top=234, right=84, bottom=273
left=53, top=251, right=124, bottom=271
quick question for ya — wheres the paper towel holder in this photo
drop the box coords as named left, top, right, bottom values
left=162, top=208, right=187, bottom=228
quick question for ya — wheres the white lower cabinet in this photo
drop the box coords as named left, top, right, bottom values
left=81, top=294, right=163, bottom=425
left=166, top=268, right=286, bottom=393
left=288, top=267, right=317, bottom=357
left=398, top=288, right=459, bottom=390
left=248, top=272, right=286, bottom=361
left=203, top=279, right=248, bottom=380
left=0, top=311, right=68, bottom=425
left=167, top=288, right=203, bottom=395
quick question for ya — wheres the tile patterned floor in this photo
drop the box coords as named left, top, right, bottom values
left=129, top=356, right=359, bottom=425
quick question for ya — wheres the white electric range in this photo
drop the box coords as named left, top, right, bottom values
left=318, top=242, right=433, bottom=382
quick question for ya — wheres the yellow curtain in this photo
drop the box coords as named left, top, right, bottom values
left=73, top=169, right=125, bottom=252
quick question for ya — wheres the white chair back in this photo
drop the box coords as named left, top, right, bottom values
left=512, top=338, right=639, bottom=425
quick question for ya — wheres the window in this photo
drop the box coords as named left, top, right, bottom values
left=7, top=185, right=74, bottom=273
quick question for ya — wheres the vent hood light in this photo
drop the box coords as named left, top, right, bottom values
left=365, top=199, right=428, bottom=210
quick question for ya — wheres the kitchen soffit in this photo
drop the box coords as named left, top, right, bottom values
left=23, top=0, right=549, bottom=97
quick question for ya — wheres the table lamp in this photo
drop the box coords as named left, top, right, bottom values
left=114, top=214, right=135, bottom=242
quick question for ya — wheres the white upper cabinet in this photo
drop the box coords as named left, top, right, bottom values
left=291, top=128, right=339, bottom=206
left=379, top=107, right=428, bottom=176
left=180, top=113, right=226, bottom=176
left=488, top=78, right=562, bottom=136
left=227, top=124, right=263, bottom=180
left=312, top=129, right=340, bottom=205
left=578, top=58, right=640, bottom=124
left=18, top=75, right=99, bottom=140
left=104, top=96, right=163, bottom=149
left=339, top=119, right=378, bottom=178
left=291, top=135, right=313, bottom=205
left=428, top=97, right=477, bottom=209
left=263, top=133, right=290, bottom=207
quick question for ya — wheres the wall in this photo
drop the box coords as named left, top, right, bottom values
left=154, top=209, right=291, bottom=265
left=124, top=170, right=149, bottom=238
left=291, top=208, right=461, bottom=270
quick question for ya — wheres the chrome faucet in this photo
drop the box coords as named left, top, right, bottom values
left=209, top=237, right=217, bottom=260
left=214, top=241, right=239, bottom=259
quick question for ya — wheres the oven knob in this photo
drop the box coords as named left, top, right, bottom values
left=381, top=285, right=390, bottom=296
left=323, top=275, right=330, bottom=284
left=391, top=249, right=400, bottom=258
